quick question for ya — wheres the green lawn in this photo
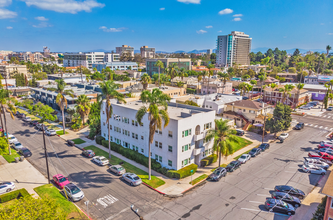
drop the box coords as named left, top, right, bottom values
left=84, top=145, right=165, bottom=188
left=34, top=184, right=88, bottom=220
left=211, top=164, right=227, bottom=172
left=189, top=174, right=208, bottom=185
left=56, top=130, right=68, bottom=135
left=72, top=138, right=86, bottom=145
left=233, top=137, right=253, bottom=152
left=2, top=149, right=21, bottom=163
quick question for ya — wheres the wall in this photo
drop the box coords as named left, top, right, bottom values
left=312, top=92, right=326, bottom=101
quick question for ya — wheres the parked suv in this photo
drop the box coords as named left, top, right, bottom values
left=208, top=167, right=227, bottom=181
left=64, top=183, right=84, bottom=201
left=294, top=122, right=304, bottom=130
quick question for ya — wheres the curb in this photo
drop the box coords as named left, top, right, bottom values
left=73, top=202, right=93, bottom=220
left=181, top=179, right=207, bottom=194
left=142, top=182, right=165, bottom=195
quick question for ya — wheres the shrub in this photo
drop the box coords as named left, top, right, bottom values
left=312, top=196, right=327, bottom=220
left=0, top=188, right=30, bottom=203
left=96, top=135, right=105, bottom=145
left=200, top=154, right=217, bottom=167
left=186, top=88, right=196, bottom=94
left=167, top=164, right=198, bottom=179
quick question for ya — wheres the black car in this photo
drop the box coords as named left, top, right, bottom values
left=294, top=122, right=305, bottom=130
left=18, top=148, right=32, bottom=157
left=67, top=140, right=75, bottom=146
left=258, top=143, right=270, bottom=151
left=271, top=192, right=301, bottom=208
left=265, top=198, right=295, bottom=215
left=249, top=148, right=261, bottom=157
left=208, top=167, right=227, bottom=181
left=235, top=129, right=245, bottom=136
left=274, top=185, right=305, bottom=199
left=242, top=97, right=249, bottom=100
left=82, top=150, right=95, bottom=158
left=226, top=161, right=241, bottom=172
left=30, top=120, right=39, bottom=126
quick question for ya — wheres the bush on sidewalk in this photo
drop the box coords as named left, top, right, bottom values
left=95, top=135, right=105, bottom=145
left=312, top=196, right=327, bottom=220
left=0, top=188, right=30, bottom=203
left=200, top=154, right=217, bottom=167
left=167, top=164, right=198, bottom=179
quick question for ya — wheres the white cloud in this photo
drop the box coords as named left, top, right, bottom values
left=0, top=0, right=12, bottom=7
left=233, top=14, right=243, bottom=17
left=218, top=8, right=233, bottom=15
left=328, top=33, right=333, bottom=35
left=21, top=0, right=105, bottom=14
left=218, top=30, right=222, bottom=33
left=233, top=17, right=241, bottom=21
left=196, top=29, right=207, bottom=34
left=35, top=16, right=48, bottom=21
left=283, top=36, right=287, bottom=38
left=160, top=8, right=165, bottom=10
left=205, top=25, right=213, bottom=28
left=0, top=8, right=17, bottom=19
left=33, top=21, right=52, bottom=28
left=177, top=0, right=201, bottom=4
left=99, top=26, right=125, bottom=32
left=320, top=23, right=324, bottom=25
left=6, top=26, right=12, bottom=29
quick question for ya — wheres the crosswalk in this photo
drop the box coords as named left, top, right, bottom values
left=304, top=123, right=333, bottom=131
left=318, top=115, right=333, bottom=118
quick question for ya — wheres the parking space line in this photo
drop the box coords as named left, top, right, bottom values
left=328, top=116, right=331, bottom=118
left=323, top=115, right=327, bottom=118
left=264, top=188, right=274, bottom=190
left=314, top=125, right=318, bottom=128
left=240, top=208, right=290, bottom=217
left=241, top=208, right=261, bottom=212
left=284, top=171, right=295, bottom=173
left=319, top=126, right=323, bottom=129
left=330, top=128, right=333, bottom=131
left=309, top=124, right=313, bottom=126
left=325, top=127, right=328, bottom=130
left=249, top=201, right=262, bottom=204
left=257, top=194, right=271, bottom=197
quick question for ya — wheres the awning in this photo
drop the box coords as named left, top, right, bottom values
left=253, top=123, right=263, bottom=127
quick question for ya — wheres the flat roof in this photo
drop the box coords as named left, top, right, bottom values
left=322, top=172, right=333, bottom=197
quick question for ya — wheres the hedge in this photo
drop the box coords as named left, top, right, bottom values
left=96, top=135, right=105, bottom=145
left=186, top=88, right=197, bottom=94
left=167, top=164, right=198, bottom=179
left=200, top=154, right=217, bottom=167
left=0, top=188, right=30, bottom=203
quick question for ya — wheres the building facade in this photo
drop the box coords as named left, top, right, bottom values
left=104, top=53, right=120, bottom=62
left=43, top=46, right=50, bottom=57
left=322, top=172, right=333, bottom=220
left=145, top=58, right=191, bottom=76
left=63, top=52, right=105, bottom=70
left=116, top=45, right=134, bottom=56
left=92, top=62, right=138, bottom=72
left=200, top=81, right=233, bottom=95
left=216, top=31, right=252, bottom=67
left=140, top=46, right=155, bottom=58
left=100, top=101, right=215, bottom=170
left=0, top=64, right=28, bottom=78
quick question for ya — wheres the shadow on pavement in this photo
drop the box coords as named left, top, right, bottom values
left=274, top=158, right=302, bottom=163
left=69, top=170, right=113, bottom=189
left=12, top=129, right=39, bottom=137
left=308, top=173, right=323, bottom=186
left=300, top=147, right=315, bottom=152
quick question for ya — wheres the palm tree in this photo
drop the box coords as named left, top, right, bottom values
left=218, top=72, right=229, bottom=94
left=136, top=88, right=171, bottom=180
left=207, top=64, right=215, bottom=92
left=140, top=73, right=151, bottom=90
left=329, top=93, right=333, bottom=105
left=178, top=67, right=187, bottom=80
left=250, top=80, right=257, bottom=100
left=238, top=82, right=248, bottom=96
left=258, top=73, right=267, bottom=100
left=296, top=62, right=307, bottom=83
left=167, top=63, right=178, bottom=80
left=326, top=45, right=332, bottom=56
left=100, top=80, right=126, bottom=158
left=205, top=119, right=239, bottom=167
left=247, top=85, right=253, bottom=99
left=270, top=83, right=277, bottom=104
left=261, top=57, right=271, bottom=70
left=279, top=84, right=295, bottom=104
left=55, top=79, right=74, bottom=135
left=242, top=74, right=250, bottom=81
left=197, top=74, right=202, bottom=95
left=75, top=95, right=91, bottom=124
left=295, top=83, right=305, bottom=109
left=154, top=60, right=164, bottom=87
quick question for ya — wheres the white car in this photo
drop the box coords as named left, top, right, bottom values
left=12, top=141, right=24, bottom=151
left=92, top=156, right=109, bottom=166
left=304, top=158, right=330, bottom=169
left=45, top=129, right=57, bottom=136
left=8, top=135, right=18, bottom=144
left=279, top=133, right=289, bottom=140
left=299, top=105, right=312, bottom=110
left=237, top=154, right=251, bottom=164
left=302, top=164, right=326, bottom=175
left=0, top=182, right=15, bottom=194
left=64, top=183, right=84, bottom=202
left=23, top=117, right=32, bottom=122
left=321, top=141, right=333, bottom=145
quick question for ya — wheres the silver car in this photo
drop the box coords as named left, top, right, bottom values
left=64, top=183, right=84, bottom=202
left=304, top=158, right=329, bottom=169
left=12, top=141, right=23, bottom=151
left=109, top=165, right=126, bottom=176
left=279, top=133, right=289, bottom=140
left=237, top=154, right=251, bottom=164
left=45, top=129, right=57, bottom=136
left=122, top=173, right=142, bottom=186
left=302, top=165, right=326, bottom=175
left=23, top=117, right=32, bottom=122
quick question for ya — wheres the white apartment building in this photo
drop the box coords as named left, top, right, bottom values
left=100, top=101, right=216, bottom=170
left=104, top=53, right=120, bottom=62
left=63, top=52, right=105, bottom=70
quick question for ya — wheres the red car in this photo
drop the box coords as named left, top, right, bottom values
left=52, top=174, right=70, bottom=189
left=317, top=143, right=333, bottom=149
left=308, top=152, right=333, bottom=161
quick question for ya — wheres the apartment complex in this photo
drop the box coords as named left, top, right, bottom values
left=200, top=81, right=233, bottom=95
left=100, top=101, right=215, bottom=170
left=116, top=45, right=134, bottom=56
left=104, top=53, right=120, bottom=62
left=0, top=64, right=29, bottom=78
left=140, top=46, right=155, bottom=58
left=216, top=31, right=252, bottom=67
left=63, top=52, right=105, bottom=70
left=145, top=58, right=191, bottom=76
left=43, top=46, right=50, bottom=57
left=263, top=85, right=309, bottom=106
left=92, top=62, right=138, bottom=71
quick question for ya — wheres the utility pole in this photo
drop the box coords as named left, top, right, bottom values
left=42, top=125, right=50, bottom=184
left=262, top=102, right=266, bottom=144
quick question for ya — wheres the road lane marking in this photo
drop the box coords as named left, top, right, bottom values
left=257, top=194, right=271, bottom=197
left=264, top=188, right=274, bottom=190
left=323, top=115, right=327, bottom=118
left=249, top=201, right=262, bottom=204
left=330, top=128, right=333, bottom=131
left=325, top=127, right=328, bottom=130
left=309, top=124, right=313, bottom=126
left=284, top=171, right=295, bottom=173
left=106, top=207, right=131, bottom=220
left=319, top=126, right=323, bottom=129
left=314, top=125, right=318, bottom=128
left=97, top=194, right=119, bottom=208
left=328, top=116, right=331, bottom=118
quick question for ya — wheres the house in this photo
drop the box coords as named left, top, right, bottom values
left=123, top=84, right=187, bottom=99
left=200, top=80, right=233, bottom=95
left=322, top=172, right=333, bottom=220
left=277, top=73, right=298, bottom=82
left=257, top=76, right=280, bottom=86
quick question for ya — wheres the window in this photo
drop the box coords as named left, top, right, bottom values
left=182, top=158, right=191, bottom=166
left=141, top=135, right=144, bottom=140
left=115, top=138, right=121, bottom=145
left=159, top=142, right=162, bottom=149
left=168, top=160, right=172, bottom=166
left=155, top=141, right=158, bottom=147
left=168, top=131, right=173, bottom=138
left=132, top=133, right=135, bottom=138
left=243, top=109, right=246, bottom=112
left=159, top=156, right=162, bottom=162
left=155, top=154, right=158, bottom=160
left=135, top=134, right=138, bottom=140
left=182, top=129, right=192, bottom=137
left=141, top=148, right=144, bottom=153
left=132, top=120, right=135, bottom=125
left=109, top=125, right=112, bottom=130
left=168, top=145, right=172, bottom=152
left=123, top=142, right=129, bottom=148
left=103, top=122, right=105, bottom=126
left=182, top=144, right=190, bottom=152
left=159, top=130, right=162, bottom=134
left=249, top=110, right=255, bottom=114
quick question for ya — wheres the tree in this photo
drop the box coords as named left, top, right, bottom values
left=227, top=67, right=235, bottom=78
left=178, top=67, right=188, bottom=80
left=184, top=100, right=199, bottom=107
left=76, top=95, right=91, bottom=124
left=218, top=72, right=229, bottom=94
left=250, top=80, right=257, bottom=99
left=329, top=93, right=333, bottom=105
left=140, top=73, right=151, bottom=90
left=288, top=67, right=296, bottom=73
left=238, top=82, right=248, bottom=96
left=55, top=79, right=74, bottom=135
left=261, top=57, right=271, bottom=70
left=88, top=101, right=101, bottom=139
left=326, top=45, right=332, bottom=56
left=258, top=73, right=267, bottom=100
left=265, top=103, right=292, bottom=137
left=30, top=102, right=57, bottom=122
left=155, top=60, right=164, bottom=87
left=0, top=89, right=15, bottom=155
left=100, top=80, right=126, bottom=158
left=295, top=83, right=305, bottom=108
left=242, top=74, right=250, bottom=81
left=205, top=119, right=239, bottom=167
left=167, top=63, right=178, bottom=80
left=279, top=84, right=295, bottom=104
left=135, top=88, right=170, bottom=180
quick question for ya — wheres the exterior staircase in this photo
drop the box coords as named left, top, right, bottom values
left=236, top=113, right=251, bottom=131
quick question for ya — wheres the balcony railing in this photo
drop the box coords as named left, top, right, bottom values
left=194, top=132, right=204, bottom=141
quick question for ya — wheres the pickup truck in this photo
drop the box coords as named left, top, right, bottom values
left=308, top=152, right=333, bottom=161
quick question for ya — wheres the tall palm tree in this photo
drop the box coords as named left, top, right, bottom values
left=55, top=79, right=74, bottom=135
left=178, top=67, right=187, bottom=80
left=326, top=45, right=332, bottom=56
left=197, top=74, right=202, bottom=95
left=136, top=88, right=170, bottom=180
left=75, top=95, right=91, bottom=124
left=154, top=60, right=164, bottom=87
left=238, top=82, right=248, bottom=96
left=250, top=80, right=257, bottom=100
left=258, top=73, right=267, bottom=100
left=295, top=83, right=305, bottom=109
left=100, top=80, right=126, bottom=158
left=329, top=93, right=333, bottom=105
left=205, top=119, right=239, bottom=167
left=218, top=72, right=229, bottom=94
left=140, top=73, right=151, bottom=90
left=279, top=84, right=295, bottom=104
left=247, top=85, right=253, bottom=99
left=167, top=63, right=178, bottom=80
left=0, top=89, right=15, bottom=155
left=207, top=64, right=215, bottom=93
left=270, top=83, right=277, bottom=104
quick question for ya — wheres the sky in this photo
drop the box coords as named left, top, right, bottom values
left=0, top=0, right=332, bottom=52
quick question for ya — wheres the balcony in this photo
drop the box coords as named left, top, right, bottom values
left=193, top=148, right=203, bottom=156
left=194, top=132, right=204, bottom=141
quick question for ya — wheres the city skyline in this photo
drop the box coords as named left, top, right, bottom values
left=0, top=0, right=332, bottom=52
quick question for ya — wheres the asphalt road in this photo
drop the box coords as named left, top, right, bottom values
left=144, top=126, right=329, bottom=220
left=293, top=113, right=333, bottom=132
left=5, top=113, right=168, bottom=220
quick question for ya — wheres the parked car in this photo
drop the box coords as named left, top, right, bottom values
left=317, top=143, right=333, bottom=149
left=274, top=185, right=305, bottom=199
left=8, top=134, right=18, bottom=144
left=226, top=161, right=241, bottom=172
left=235, top=129, right=245, bottom=136
left=299, top=105, right=312, bottom=110
left=305, top=157, right=333, bottom=166
left=16, top=113, right=24, bottom=118
left=258, top=143, right=270, bottom=151
left=265, top=198, right=296, bottom=215
left=271, top=191, right=301, bottom=208
left=23, top=117, right=32, bottom=122
left=0, top=182, right=15, bottom=194
left=316, top=148, right=333, bottom=156
left=249, top=148, right=261, bottom=157
left=67, top=140, right=75, bottom=146
left=294, top=122, right=305, bottom=130
left=64, top=183, right=84, bottom=201
left=82, top=150, right=95, bottom=158
left=308, top=101, right=319, bottom=106
left=53, top=174, right=70, bottom=189
left=45, top=129, right=57, bottom=136
left=29, top=120, right=38, bottom=126
left=304, top=158, right=330, bottom=169
left=121, top=173, right=142, bottom=186
left=109, top=165, right=126, bottom=176
left=321, top=140, right=333, bottom=145
left=92, top=156, right=109, bottom=166
left=36, top=123, right=46, bottom=131
left=237, top=154, right=251, bottom=164
left=327, top=106, right=333, bottom=111
left=12, top=141, right=23, bottom=150
left=309, top=152, right=333, bottom=161
left=302, top=164, right=326, bottom=175
left=208, top=167, right=227, bottom=181
left=279, top=133, right=289, bottom=140
left=18, top=148, right=32, bottom=157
